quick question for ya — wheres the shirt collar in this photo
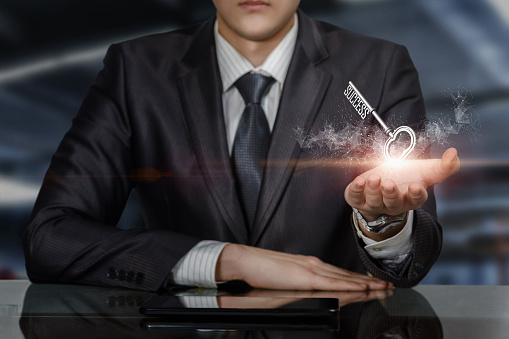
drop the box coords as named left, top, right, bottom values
left=214, top=13, right=298, bottom=93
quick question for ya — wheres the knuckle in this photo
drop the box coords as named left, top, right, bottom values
left=411, top=195, right=426, bottom=206
left=327, top=276, right=340, bottom=286
left=383, top=194, right=397, bottom=201
left=367, top=202, right=383, bottom=210
left=305, top=256, right=322, bottom=266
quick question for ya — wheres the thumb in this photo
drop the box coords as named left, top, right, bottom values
left=434, top=148, right=460, bottom=183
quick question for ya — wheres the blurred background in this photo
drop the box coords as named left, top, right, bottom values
left=1, top=0, right=508, bottom=284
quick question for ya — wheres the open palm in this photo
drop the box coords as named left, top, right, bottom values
left=345, top=148, right=460, bottom=221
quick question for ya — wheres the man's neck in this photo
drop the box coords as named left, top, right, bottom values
left=216, top=15, right=295, bottom=67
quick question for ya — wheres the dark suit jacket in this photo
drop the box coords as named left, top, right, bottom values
left=22, top=10, right=442, bottom=291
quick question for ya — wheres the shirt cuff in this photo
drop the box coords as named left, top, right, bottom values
left=171, top=240, right=229, bottom=288
left=353, top=210, right=414, bottom=264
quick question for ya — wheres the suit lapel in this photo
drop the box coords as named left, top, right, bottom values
left=177, top=18, right=248, bottom=243
left=250, top=12, right=332, bottom=245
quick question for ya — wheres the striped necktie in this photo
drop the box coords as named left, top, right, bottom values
left=232, top=73, right=275, bottom=227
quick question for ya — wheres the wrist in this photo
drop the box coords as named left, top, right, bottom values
left=356, top=210, right=383, bottom=222
left=215, top=243, right=244, bottom=282
left=353, top=208, right=408, bottom=240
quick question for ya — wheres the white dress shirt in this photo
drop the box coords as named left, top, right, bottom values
left=171, top=15, right=413, bottom=288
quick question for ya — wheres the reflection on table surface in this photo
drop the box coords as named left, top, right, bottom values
left=1, top=281, right=509, bottom=338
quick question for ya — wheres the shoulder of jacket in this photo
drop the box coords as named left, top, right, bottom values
left=110, top=21, right=207, bottom=59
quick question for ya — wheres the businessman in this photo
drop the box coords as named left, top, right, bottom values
left=23, top=0, right=460, bottom=291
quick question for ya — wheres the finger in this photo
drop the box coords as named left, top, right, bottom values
left=406, top=182, right=428, bottom=209
left=291, top=256, right=379, bottom=284
left=301, top=258, right=390, bottom=286
left=434, top=147, right=460, bottom=183
left=310, top=272, right=394, bottom=291
left=345, top=176, right=366, bottom=206
left=441, top=147, right=460, bottom=174
left=312, top=265, right=392, bottom=290
left=316, top=260, right=382, bottom=281
left=364, top=174, right=383, bottom=210
left=325, top=265, right=384, bottom=282
left=309, top=274, right=370, bottom=291
left=381, top=178, right=403, bottom=214
left=305, top=259, right=395, bottom=290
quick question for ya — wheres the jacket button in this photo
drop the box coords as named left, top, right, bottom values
left=107, top=296, right=117, bottom=307
left=118, top=269, right=126, bottom=281
left=135, top=272, right=145, bottom=284
left=107, top=267, right=117, bottom=279
left=126, top=271, right=135, bottom=282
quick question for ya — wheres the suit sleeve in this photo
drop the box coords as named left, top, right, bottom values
left=352, top=44, right=442, bottom=287
left=22, top=44, right=201, bottom=291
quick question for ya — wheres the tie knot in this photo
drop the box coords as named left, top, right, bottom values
left=235, top=73, right=275, bottom=105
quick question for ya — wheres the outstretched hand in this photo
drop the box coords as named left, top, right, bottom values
left=345, top=147, right=460, bottom=222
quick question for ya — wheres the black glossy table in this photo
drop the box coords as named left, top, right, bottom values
left=1, top=280, right=507, bottom=338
